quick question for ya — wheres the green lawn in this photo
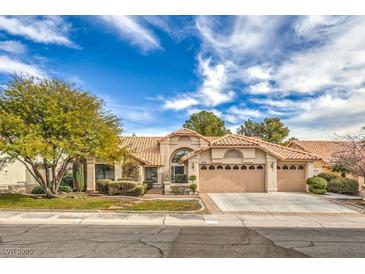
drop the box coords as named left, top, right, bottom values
left=122, top=199, right=201, bottom=211
left=0, top=193, right=201, bottom=211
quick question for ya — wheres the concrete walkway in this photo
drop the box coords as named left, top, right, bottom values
left=208, top=192, right=359, bottom=214
left=1, top=211, right=364, bottom=228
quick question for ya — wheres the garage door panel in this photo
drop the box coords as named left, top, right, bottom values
left=199, top=166, right=265, bottom=193
left=277, top=165, right=306, bottom=192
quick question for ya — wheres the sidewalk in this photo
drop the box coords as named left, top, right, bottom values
left=1, top=211, right=365, bottom=228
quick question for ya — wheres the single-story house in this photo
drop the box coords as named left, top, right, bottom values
left=288, top=140, right=364, bottom=185
left=85, top=128, right=320, bottom=193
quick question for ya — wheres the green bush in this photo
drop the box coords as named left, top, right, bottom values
left=96, top=179, right=112, bottom=194
left=328, top=178, right=359, bottom=194
left=317, top=172, right=339, bottom=182
left=117, top=177, right=135, bottom=181
left=59, top=185, right=72, bottom=193
left=125, top=186, right=144, bottom=197
left=189, top=183, right=197, bottom=193
left=31, top=185, right=45, bottom=194
left=306, top=176, right=327, bottom=195
left=171, top=186, right=188, bottom=195
left=309, top=187, right=327, bottom=195
left=142, top=183, right=148, bottom=194
left=189, top=175, right=197, bottom=182
left=306, top=177, right=327, bottom=189
left=175, top=174, right=187, bottom=184
left=108, top=181, right=136, bottom=195
left=60, top=174, right=73, bottom=188
left=143, top=180, right=153, bottom=190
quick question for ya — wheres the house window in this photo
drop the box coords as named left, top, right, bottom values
left=209, top=165, right=215, bottom=170
left=201, top=166, right=207, bottom=170
left=290, top=165, right=296, bottom=170
left=249, top=165, right=255, bottom=170
left=282, top=165, right=289, bottom=170
left=145, top=167, right=158, bottom=184
left=277, top=166, right=281, bottom=170
left=241, top=165, right=247, bottom=170
left=298, top=165, right=304, bottom=170
left=171, top=149, right=191, bottom=163
left=217, top=166, right=223, bottom=170
left=233, top=165, right=239, bottom=170
left=95, top=164, right=115, bottom=180
left=225, top=165, right=231, bottom=170
left=257, top=165, right=263, bottom=170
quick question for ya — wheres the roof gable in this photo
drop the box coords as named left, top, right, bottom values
left=158, top=127, right=211, bottom=143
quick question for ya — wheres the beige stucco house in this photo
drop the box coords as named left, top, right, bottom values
left=86, top=128, right=319, bottom=193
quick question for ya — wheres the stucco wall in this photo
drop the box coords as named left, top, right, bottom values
left=0, top=158, right=27, bottom=186
left=198, top=148, right=266, bottom=164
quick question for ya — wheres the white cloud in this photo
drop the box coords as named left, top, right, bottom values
left=248, top=81, right=273, bottom=94
left=100, top=16, right=161, bottom=52
left=0, top=16, right=75, bottom=47
left=0, top=55, right=46, bottom=78
left=164, top=96, right=199, bottom=110
left=245, top=66, right=271, bottom=80
left=223, top=106, right=263, bottom=123
left=0, top=40, right=26, bottom=54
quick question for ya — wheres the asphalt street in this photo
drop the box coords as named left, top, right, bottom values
left=1, top=224, right=364, bottom=257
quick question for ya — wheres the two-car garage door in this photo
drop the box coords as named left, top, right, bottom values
left=199, top=164, right=265, bottom=193
left=199, top=164, right=307, bottom=193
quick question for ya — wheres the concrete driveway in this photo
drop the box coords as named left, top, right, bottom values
left=208, top=192, right=357, bottom=214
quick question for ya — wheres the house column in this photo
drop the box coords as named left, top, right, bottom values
left=265, top=155, right=277, bottom=192
left=306, top=162, right=315, bottom=179
left=86, top=157, right=96, bottom=191
left=114, top=162, right=122, bottom=180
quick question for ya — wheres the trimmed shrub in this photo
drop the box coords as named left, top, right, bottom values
left=306, top=176, right=327, bottom=195
left=142, top=183, right=148, bottom=194
left=317, top=172, right=339, bottom=182
left=143, top=180, right=153, bottom=190
left=328, top=178, right=359, bottom=194
left=309, top=187, right=327, bottom=195
left=108, top=181, right=136, bottom=195
left=117, top=177, right=135, bottom=181
left=59, top=185, right=72, bottom=193
left=189, top=175, right=197, bottom=182
left=306, top=177, right=327, bottom=189
left=31, top=185, right=45, bottom=194
left=189, top=183, right=197, bottom=193
left=175, top=174, right=187, bottom=184
left=171, top=186, right=188, bottom=195
left=126, top=186, right=144, bottom=197
left=60, top=174, right=73, bottom=188
left=96, top=179, right=112, bottom=194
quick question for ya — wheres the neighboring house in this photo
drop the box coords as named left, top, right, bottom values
left=0, top=157, right=27, bottom=186
left=85, top=128, right=319, bottom=193
left=288, top=140, right=364, bottom=184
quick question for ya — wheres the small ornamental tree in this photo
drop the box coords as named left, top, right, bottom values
left=0, top=77, right=127, bottom=197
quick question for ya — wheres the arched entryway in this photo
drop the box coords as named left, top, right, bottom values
left=170, top=148, right=192, bottom=181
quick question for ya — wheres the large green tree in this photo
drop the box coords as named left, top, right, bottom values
left=236, top=117, right=290, bottom=144
left=183, top=110, right=230, bottom=136
left=0, top=77, right=126, bottom=197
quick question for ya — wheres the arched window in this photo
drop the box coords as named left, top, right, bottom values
left=290, top=165, right=296, bottom=170
left=241, top=165, right=247, bottom=170
left=224, top=149, right=242, bottom=159
left=249, top=165, right=255, bottom=170
left=225, top=165, right=231, bottom=170
left=233, top=165, right=239, bottom=170
left=201, top=166, right=207, bottom=170
left=178, top=136, right=191, bottom=142
left=257, top=165, right=263, bottom=170
left=217, top=165, right=223, bottom=170
left=209, top=165, right=215, bottom=170
left=283, top=165, right=289, bottom=170
left=277, top=166, right=281, bottom=170
left=171, top=149, right=191, bottom=163
left=298, top=165, right=304, bottom=170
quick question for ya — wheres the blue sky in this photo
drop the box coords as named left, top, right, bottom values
left=0, top=15, right=364, bottom=139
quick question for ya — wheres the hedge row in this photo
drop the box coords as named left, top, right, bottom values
left=95, top=179, right=146, bottom=197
